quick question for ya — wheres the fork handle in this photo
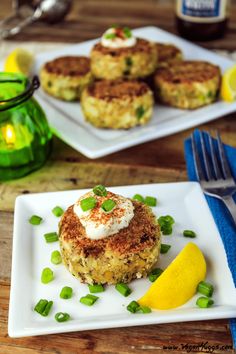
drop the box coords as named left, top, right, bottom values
left=222, top=195, right=236, bottom=226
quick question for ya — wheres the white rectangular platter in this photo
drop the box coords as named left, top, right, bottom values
left=32, top=26, right=236, bottom=158
left=8, top=182, right=236, bottom=337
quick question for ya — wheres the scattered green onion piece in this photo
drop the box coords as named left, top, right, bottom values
left=158, top=215, right=175, bottom=235
left=29, top=215, right=42, bottom=225
left=148, top=268, right=163, bottom=282
left=183, top=230, right=196, bottom=238
left=123, top=26, right=132, bottom=38
left=93, top=185, right=107, bottom=197
left=60, top=286, right=73, bottom=299
left=115, top=283, right=132, bottom=297
left=55, top=312, right=70, bottom=322
left=51, top=250, right=62, bottom=265
left=101, top=199, right=116, bottom=212
left=160, top=244, right=171, bottom=254
left=80, top=294, right=99, bottom=306
left=104, top=33, right=116, bottom=39
left=127, top=300, right=140, bottom=313
left=132, top=194, right=144, bottom=202
left=139, top=305, right=152, bottom=314
left=52, top=206, right=64, bottom=217
left=162, top=226, right=173, bottom=235
left=135, top=106, right=145, bottom=120
left=125, top=57, right=133, bottom=66
left=88, top=284, right=105, bottom=293
left=34, top=299, right=48, bottom=315
left=197, top=281, right=214, bottom=297
left=80, top=197, right=97, bottom=212
left=42, top=301, right=53, bottom=316
left=196, top=296, right=214, bottom=308
left=41, top=267, right=54, bottom=284
left=144, top=196, right=157, bottom=207
left=44, top=232, right=58, bottom=243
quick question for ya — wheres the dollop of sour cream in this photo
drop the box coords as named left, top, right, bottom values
left=73, top=191, right=134, bottom=240
left=101, top=27, right=137, bottom=49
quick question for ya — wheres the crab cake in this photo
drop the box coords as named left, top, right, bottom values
left=154, top=61, right=221, bottom=109
left=90, top=27, right=157, bottom=80
left=81, top=79, right=154, bottom=129
left=40, top=56, right=93, bottom=101
left=59, top=188, right=161, bottom=285
left=156, top=43, right=183, bottom=68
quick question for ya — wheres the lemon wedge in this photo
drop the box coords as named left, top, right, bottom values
left=4, top=48, right=34, bottom=76
left=221, top=64, right=236, bottom=102
left=138, top=242, right=206, bottom=310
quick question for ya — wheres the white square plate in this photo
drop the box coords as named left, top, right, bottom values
left=31, top=26, right=236, bottom=158
left=9, top=182, right=236, bottom=337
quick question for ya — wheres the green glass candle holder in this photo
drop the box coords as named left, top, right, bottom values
left=0, top=72, right=52, bottom=181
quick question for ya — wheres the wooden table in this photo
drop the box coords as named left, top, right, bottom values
left=0, top=1, right=236, bottom=353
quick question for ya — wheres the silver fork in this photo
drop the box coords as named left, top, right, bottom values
left=191, top=131, right=236, bottom=226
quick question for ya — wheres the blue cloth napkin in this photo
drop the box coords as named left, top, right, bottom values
left=184, top=129, right=236, bottom=348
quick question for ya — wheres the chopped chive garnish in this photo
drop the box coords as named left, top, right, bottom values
left=88, top=284, right=105, bottom=293
left=29, top=215, right=42, bottom=225
left=183, top=230, right=196, bottom=238
left=41, top=267, right=54, bottom=284
left=80, top=294, right=99, bottom=306
left=115, top=283, right=132, bottom=297
left=104, top=33, right=116, bottom=39
left=158, top=215, right=175, bottom=235
left=135, top=106, right=145, bottom=120
left=127, top=300, right=140, bottom=313
left=123, top=26, right=132, bottom=38
left=42, top=301, right=53, bottom=316
left=125, top=57, right=133, bottom=66
left=80, top=197, right=97, bottom=212
left=101, top=199, right=116, bottom=212
left=44, top=232, right=58, bottom=243
left=51, top=250, right=62, bottom=265
left=196, top=296, right=214, bottom=308
left=52, top=206, right=64, bottom=217
left=93, top=185, right=107, bottom=197
left=148, top=268, right=163, bottom=282
left=197, top=281, right=214, bottom=297
left=55, top=312, right=70, bottom=322
left=60, top=286, right=73, bottom=299
left=144, top=196, right=157, bottom=207
left=34, top=299, right=53, bottom=317
left=132, top=194, right=144, bottom=202
left=160, top=244, right=171, bottom=254
left=139, top=305, right=152, bottom=313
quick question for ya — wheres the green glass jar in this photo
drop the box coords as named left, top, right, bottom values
left=0, top=73, right=52, bottom=181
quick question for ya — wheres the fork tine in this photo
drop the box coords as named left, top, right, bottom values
left=191, top=133, right=205, bottom=181
left=207, top=132, right=222, bottom=180
left=216, top=132, right=234, bottom=180
left=199, top=131, right=214, bottom=181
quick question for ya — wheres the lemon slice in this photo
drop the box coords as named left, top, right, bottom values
left=138, top=242, right=206, bottom=310
left=4, top=48, right=34, bottom=76
left=221, top=64, right=236, bottom=102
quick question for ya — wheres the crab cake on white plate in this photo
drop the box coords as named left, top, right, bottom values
left=59, top=186, right=161, bottom=285
left=81, top=79, right=154, bottom=129
left=40, top=56, right=93, bottom=101
left=154, top=60, right=221, bottom=109
left=90, top=26, right=157, bottom=80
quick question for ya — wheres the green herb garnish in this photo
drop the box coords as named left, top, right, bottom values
left=135, top=106, right=145, bottom=120
left=80, top=197, right=97, bottom=212
left=101, top=199, right=116, bottom=212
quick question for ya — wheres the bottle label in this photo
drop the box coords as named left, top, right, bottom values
left=176, top=0, right=228, bottom=23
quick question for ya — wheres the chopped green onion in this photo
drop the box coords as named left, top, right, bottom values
left=88, top=284, right=105, bottom=293
left=55, top=312, right=70, bottom=322
left=158, top=215, right=175, bottom=235
left=139, top=305, right=152, bottom=313
left=44, top=232, right=58, bottom=243
left=196, top=296, right=214, bottom=308
left=115, top=283, right=132, bottom=297
left=160, top=244, right=171, bottom=254
left=51, top=250, right=62, bottom=265
left=42, top=301, right=53, bottom=316
left=104, top=33, right=116, bottom=39
left=41, top=267, right=54, bottom=284
left=93, top=185, right=107, bottom=197
left=127, top=300, right=140, bottom=313
left=132, top=194, right=144, bottom=202
left=80, top=294, right=99, bottom=306
left=197, top=281, right=214, bottom=297
left=80, top=197, right=97, bottom=212
left=148, top=268, right=163, bottom=282
left=123, top=26, right=132, bottom=38
left=144, top=196, right=157, bottom=207
left=125, top=57, right=133, bottom=66
left=135, top=106, right=145, bottom=120
left=183, top=230, right=196, bottom=238
left=60, top=286, right=73, bottom=299
left=34, top=299, right=53, bottom=317
left=101, top=199, right=116, bottom=212
left=29, top=215, right=42, bottom=225
left=52, top=206, right=64, bottom=217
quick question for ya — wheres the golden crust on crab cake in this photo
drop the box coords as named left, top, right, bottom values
left=155, top=43, right=183, bottom=68
left=40, top=56, right=93, bottom=101
left=59, top=196, right=161, bottom=285
left=154, top=61, right=221, bottom=109
left=81, top=79, right=154, bottom=129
